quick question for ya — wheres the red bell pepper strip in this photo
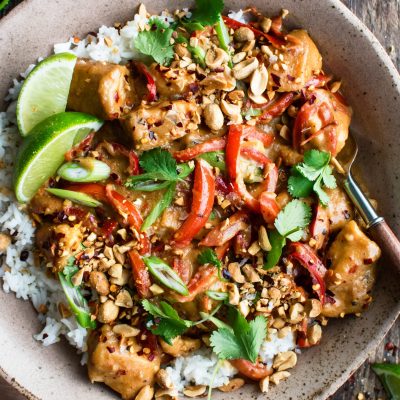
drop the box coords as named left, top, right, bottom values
left=215, top=240, right=232, bottom=260
left=65, top=132, right=95, bottom=161
left=200, top=211, right=248, bottom=247
left=230, top=359, right=272, bottom=380
left=172, top=257, right=191, bottom=284
left=173, top=138, right=226, bottom=162
left=242, top=127, right=275, bottom=147
left=64, top=183, right=108, bottom=202
left=226, top=125, right=260, bottom=212
left=105, top=185, right=150, bottom=254
left=222, top=16, right=286, bottom=48
left=174, top=265, right=218, bottom=303
left=310, top=204, right=330, bottom=250
left=240, top=147, right=272, bottom=165
left=259, top=192, right=280, bottom=224
left=128, top=250, right=151, bottom=298
left=173, top=159, right=215, bottom=248
left=136, top=62, right=157, bottom=102
left=288, top=242, right=327, bottom=303
left=258, top=92, right=296, bottom=123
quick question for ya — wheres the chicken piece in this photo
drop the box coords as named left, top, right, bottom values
left=88, top=325, right=160, bottom=400
left=268, top=30, right=322, bottom=92
left=322, top=221, right=381, bottom=317
left=294, top=89, right=352, bottom=156
left=276, top=143, right=303, bottom=166
left=67, top=59, right=135, bottom=120
left=159, top=336, right=201, bottom=358
left=29, top=187, right=64, bottom=215
left=36, top=223, right=83, bottom=272
left=326, top=187, right=353, bottom=231
left=121, top=100, right=200, bottom=151
left=149, top=64, right=197, bottom=97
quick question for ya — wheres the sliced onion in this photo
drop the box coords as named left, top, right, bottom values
left=143, top=256, right=189, bottom=296
left=46, top=188, right=102, bottom=207
left=57, top=158, right=111, bottom=182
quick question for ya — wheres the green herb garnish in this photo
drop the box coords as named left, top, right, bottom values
left=134, top=18, right=174, bottom=65
left=189, top=0, right=224, bottom=27
left=264, top=200, right=312, bottom=269
left=210, top=307, right=267, bottom=363
left=198, top=248, right=226, bottom=281
left=288, top=149, right=337, bottom=206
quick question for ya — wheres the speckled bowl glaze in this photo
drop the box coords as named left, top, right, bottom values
left=0, top=1, right=399, bottom=399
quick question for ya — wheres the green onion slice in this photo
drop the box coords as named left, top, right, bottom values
left=206, top=290, right=229, bottom=301
left=198, top=151, right=226, bottom=171
left=57, top=159, right=110, bottom=182
left=46, top=188, right=102, bottom=207
left=143, top=256, right=189, bottom=296
left=58, top=272, right=96, bottom=329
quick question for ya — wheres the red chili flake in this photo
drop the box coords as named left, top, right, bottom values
left=114, top=91, right=120, bottom=103
left=385, top=342, right=396, bottom=351
left=148, top=353, right=155, bottom=361
left=271, top=73, right=281, bottom=86
left=116, top=369, right=127, bottom=376
left=107, top=346, right=116, bottom=353
left=287, top=74, right=295, bottom=82
left=308, top=94, right=317, bottom=105
left=214, top=66, right=225, bottom=73
left=348, top=264, right=358, bottom=274
left=363, top=258, right=373, bottom=265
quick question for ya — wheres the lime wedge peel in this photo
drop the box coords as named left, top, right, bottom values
left=16, top=52, right=77, bottom=136
left=14, top=112, right=103, bottom=203
left=372, top=363, right=400, bottom=400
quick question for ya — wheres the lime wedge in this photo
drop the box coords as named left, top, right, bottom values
left=16, top=53, right=77, bottom=136
left=372, top=363, right=400, bottom=400
left=14, top=112, right=103, bottom=202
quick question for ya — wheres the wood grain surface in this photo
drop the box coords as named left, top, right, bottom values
left=0, top=1, right=399, bottom=399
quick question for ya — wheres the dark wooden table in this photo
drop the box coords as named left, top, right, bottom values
left=1, top=0, right=399, bottom=399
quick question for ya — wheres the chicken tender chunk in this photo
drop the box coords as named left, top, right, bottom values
left=121, top=100, right=200, bottom=151
left=88, top=325, right=160, bottom=400
left=322, top=221, right=381, bottom=317
left=68, top=59, right=135, bottom=119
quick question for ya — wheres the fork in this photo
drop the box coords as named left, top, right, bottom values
left=336, top=132, right=400, bottom=267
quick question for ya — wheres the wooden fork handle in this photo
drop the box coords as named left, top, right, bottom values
left=369, top=219, right=400, bottom=269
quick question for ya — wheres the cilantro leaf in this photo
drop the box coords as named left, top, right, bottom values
left=288, top=172, right=314, bottom=198
left=289, top=149, right=337, bottom=205
left=210, top=308, right=267, bottom=363
left=274, top=200, right=312, bottom=241
left=190, top=0, right=224, bottom=26
left=198, top=248, right=226, bottom=281
left=140, top=148, right=178, bottom=181
left=142, top=300, right=193, bottom=344
left=134, top=18, right=174, bottom=65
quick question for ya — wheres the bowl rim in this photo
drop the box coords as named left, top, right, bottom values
left=0, top=0, right=399, bottom=399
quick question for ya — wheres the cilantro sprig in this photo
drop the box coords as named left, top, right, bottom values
left=142, top=299, right=222, bottom=344
left=210, top=307, right=267, bottom=363
left=264, top=200, right=311, bottom=269
left=126, top=149, right=193, bottom=230
left=134, top=18, right=175, bottom=65
left=198, top=248, right=228, bottom=282
left=186, top=0, right=224, bottom=28
left=288, top=149, right=337, bottom=206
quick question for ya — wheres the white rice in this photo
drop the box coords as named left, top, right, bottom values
left=164, top=348, right=238, bottom=393
left=259, top=329, right=297, bottom=366
left=0, top=5, right=294, bottom=389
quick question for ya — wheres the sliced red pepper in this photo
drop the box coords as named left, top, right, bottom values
left=215, top=240, right=232, bottom=260
left=222, top=16, right=286, bottom=48
left=128, top=250, right=151, bottom=299
left=259, top=192, right=280, bottom=224
left=258, top=92, right=296, bottom=123
left=100, top=219, right=118, bottom=238
left=240, top=147, right=272, bottom=165
left=65, top=132, right=95, bottom=161
left=230, top=359, right=272, bottom=380
left=172, top=257, right=191, bottom=284
left=105, top=185, right=150, bottom=254
left=242, top=127, right=275, bottom=147
left=200, top=211, right=248, bottom=247
left=310, top=204, right=330, bottom=250
left=173, top=138, right=226, bottom=162
left=174, top=265, right=218, bottom=303
left=136, top=62, right=157, bottom=102
left=288, top=242, right=327, bottom=303
left=64, top=183, right=108, bottom=202
left=292, top=92, right=335, bottom=152
left=173, top=159, right=215, bottom=247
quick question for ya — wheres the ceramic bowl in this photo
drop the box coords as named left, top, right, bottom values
left=0, top=0, right=399, bottom=399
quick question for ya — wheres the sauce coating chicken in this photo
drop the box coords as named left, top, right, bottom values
left=68, top=59, right=135, bottom=120
left=88, top=325, right=160, bottom=400
left=322, top=221, right=381, bottom=317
